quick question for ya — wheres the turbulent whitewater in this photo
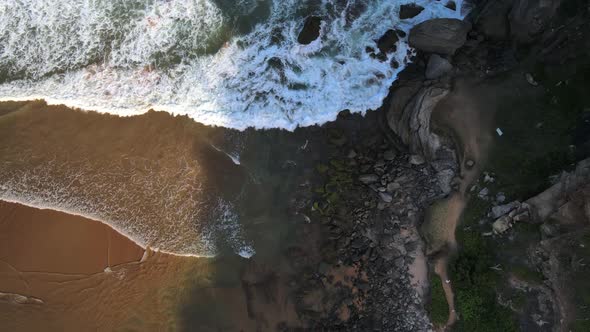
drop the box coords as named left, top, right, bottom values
left=0, top=0, right=464, bottom=130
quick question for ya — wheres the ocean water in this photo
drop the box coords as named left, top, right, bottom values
left=0, top=0, right=465, bottom=130
left=0, top=0, right=466, bottom=258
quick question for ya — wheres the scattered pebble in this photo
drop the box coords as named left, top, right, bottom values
left=379, top=192, right=393, bottom=203
left=409, top=154, right=425, bottom=165
left=478, top=187, right=489, bottom=199
left=384, top=150, right=396, bottom=161
left=525, top=73, right=539, bottom=86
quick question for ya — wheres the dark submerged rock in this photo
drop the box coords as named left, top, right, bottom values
left=445, top=1, right=457, bottom=11
left=298, top=16, right=322, bottom=45
left=376, top=29, right=399, bottom=54
left=399, top=4, right=425, bottom=19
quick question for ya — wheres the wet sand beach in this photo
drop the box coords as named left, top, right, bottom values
left=0, top=200, right=144, bottom=276
left=0, top=201, right=303, bottom=331
left=0, top=200, right=189, bottom=330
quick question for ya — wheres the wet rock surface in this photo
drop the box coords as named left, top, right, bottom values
left=399, top=4, right=425, bottom=19
left=409, top=18, right=471, bottom=55
left=377, top=29, right=400, bottom=54
left=298, top=16, right=322, bottom=45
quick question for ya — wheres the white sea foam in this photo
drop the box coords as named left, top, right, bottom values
left=0, top=0, right=465, bottom=130
left=210, top=143, right=241, bottom=165
left=0, top=155, right=218, bottom=257
left=201, top=198, right=255, bottom=258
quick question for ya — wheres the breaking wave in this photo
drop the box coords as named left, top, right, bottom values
left=0, top=0, right=465, bottom=130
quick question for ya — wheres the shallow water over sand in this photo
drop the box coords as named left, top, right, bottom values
left=0, top=101, right=333, bottom=257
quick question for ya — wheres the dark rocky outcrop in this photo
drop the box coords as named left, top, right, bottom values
left=386, top=81, right=450, bottom=161
left=385, top=78, right=459, bottom=194
left=526, top=158, right=590, bottom=223
left=399, top=4, right=425, bottom=19
left=508, top=0, right=563, bottom=44
left=409, top=19, right=471, bottom=55
left=474, top=0, right=514, bottom=40
left=376, top=29, right=399, bottom=54
left=298, top=16, right=322, bottom=45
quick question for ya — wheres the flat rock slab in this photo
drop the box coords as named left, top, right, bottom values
left=409, top=18, right=471, bottom=55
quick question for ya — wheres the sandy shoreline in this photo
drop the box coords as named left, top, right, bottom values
left=0, top=200, right=303, bottom=331
left=0, top=200, right=191, bottom=330
left=0, top=200, right=144, bottom=277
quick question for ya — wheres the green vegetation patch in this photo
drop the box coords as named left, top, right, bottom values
left=489, top=62, right=590, bottom=200
left=449, top=197, right=519, bottom=332
left=427, top=274, right=449, bottom=326
left=510, top=265, right=543, bottom=284
left=570, top=231, right=590, bottom=331
left=312, top=158, right=354, bottom=216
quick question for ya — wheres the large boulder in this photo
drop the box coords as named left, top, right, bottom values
left=386, top=81, right=450, bottom=159
left=386, top=79, right=458, bottom=194
left=526, top=158, right=590, bottom=222
left=409, top=18, right=471, bottom=55
left=509, top=0, right=563, bottom=44
left=298, top=16, right=322, bottom=45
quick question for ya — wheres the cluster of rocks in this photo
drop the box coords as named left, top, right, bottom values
left=488, top=201, right=531, bottom=234
left=294, top=7, right=477, bottom=332
left=479, top=158, right=590, bottom=237
left=296, top=130, right=446, bottom=330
